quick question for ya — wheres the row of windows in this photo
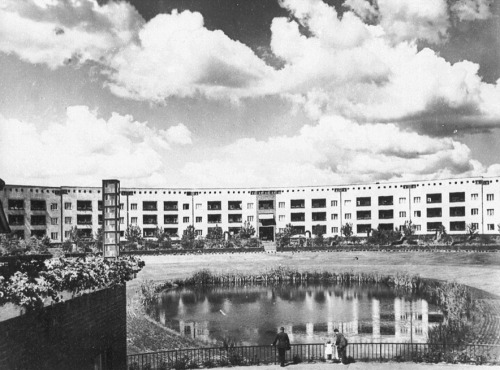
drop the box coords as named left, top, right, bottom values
left=7, top=192, right=495, bottom=212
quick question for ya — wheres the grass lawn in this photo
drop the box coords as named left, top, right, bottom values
left=129, top=251, right=500, bottom=297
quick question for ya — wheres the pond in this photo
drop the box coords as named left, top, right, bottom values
left=149, top=283, right=444, bottom=346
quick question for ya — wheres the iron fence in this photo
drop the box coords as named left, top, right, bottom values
left=128, top=343, right=500, bottom=370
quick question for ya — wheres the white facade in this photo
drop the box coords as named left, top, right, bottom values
left=1, top=175, right=500, bottom=243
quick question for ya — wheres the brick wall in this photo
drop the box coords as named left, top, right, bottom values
left=0, top=285, right=127, bottom=370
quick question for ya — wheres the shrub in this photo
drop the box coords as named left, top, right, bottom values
left=292, top=354, right=302, bottom=364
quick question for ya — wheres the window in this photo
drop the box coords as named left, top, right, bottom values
left=196, top=216, right=202, bottom=223
left=65, top=230, right=71, bottom=238
left=259, top=200, right=274, bottom=210
left=8, top=199, right=24, bottom=210
left=208, top=201, right=222, bottom=210
left=332, top=227, right=339, bottom=233
left=487, top=194, right=494, bottom=201
left=312, top=212, right=327, bottom=221
left=487, top=224, right=495, bottom=231
left=76, top=200, right=92, bottom=211
left=51, top=217, right=58, bottom=225
left=471, top=223, right=479, bottom=230
left=183, top=216, right=190, bottom=223
left=50, top=203, right=58, bottom=210
left=196, top=203, right=202, bottom=210
left=450, top=221, right=466, bottom=231
left=195, top=230, right=203, bottom=236
left=471, top=208, right=479, bottom=215
left=291, top=199, right=305, bottom=208
left=471, top=193, right=478, bottom=200
left=413, top=197, right=421, bottom=203
left=131, top=203, right=138, bottom=210
left=279, top=202, right=285, bottom=208
left=415, top=225, right=421, bottom=231
left=427, top=222, right=442, bottom=231
left=120, top=217, right=124, bottom=224
left=399, top=211, right=406, bottom=218
left=228, top=214, right=242, bottom=223
left=356, top=211, right=371, bottom=220
left=291, top=213, right=305, bottom=222
left=357, top=224, right=371, bottom=234
left=450, top=207, right=465, bottom=217
left=183, top=204, right=189, bottom=210
left=228, top=201, right=242, bottom=210
left=399, top=197, right=406, bottom=204
left=31, top=215, right=46, bottom=225
left=64, top=217, right=72, bottom=224
left=427, top=208, right=442, bottom=218
left=345, top=213, right=351, bottom=220
left=247, top=203, right=254, bottom=209
left=31, top=200, right=46, bottom=211
left=120, top=203, right=124, bottom=210
left=379, top=210, right=394, bottom=219
left=8, top=215, right=24, bottom=226
left=51, top=232, right=58, bottom=240
left=247, top=215, right=254, bottom=222
left=279, top=215, right=285, bottom=221
left=331, top=200, right=338, bottom=207
left=64, top=202, right=72, bottom=210
left=331, top=213, right=338, bottom=220
left=208, top=214, right=222, bottom=223
left=487, top=209, right=494, bottom=216
left=164, top=215, right=178, bottom=224
left=131, top=217, right=138, bottom=224
left=344, top=199, right=351, bottom=205
left=414, top=211, right=421, bottom=218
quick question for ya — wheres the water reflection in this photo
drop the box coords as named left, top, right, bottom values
left=151, top=284, right=443, bottom=346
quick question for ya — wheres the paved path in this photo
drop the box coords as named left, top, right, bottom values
left=228, top=363, right=500, bottom=370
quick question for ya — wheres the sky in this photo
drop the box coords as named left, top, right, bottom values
left=0, top=0, right=499, bottom=188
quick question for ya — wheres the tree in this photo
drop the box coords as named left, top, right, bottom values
left=206, top=225, right=224, bottom=248
left=125, top=225, right=143, bottom=244
left=313, top=224, right=325, bottom=247
left=401, top=220, right=415, bottom=237
left=276, top=223, right=293, bottom=248
left=468, top=223, right=478, bottom=241
left=239, top=221, right=256, bottom=239
left=181, top=225, right=196, bottom=249
left=341, top=223, right=353, bottom=239
left=93, top=228, right=104, bottom=252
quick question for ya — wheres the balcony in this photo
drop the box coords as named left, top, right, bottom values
left=228, top=201, right=242, bottom=210
left=290, top=200, right=305, bottom=209
left=8, top=199, right=24, bottom=210
left=291, top=213, right=305, bottom=222
left=228, top=215, right=242, bottom=223
left=450, top=207, right=465, bottom=217
left=143, top=216, right=158, bottom=225
left=164, top=202, right=178, bottom=211
left=30, top=216, right=46, bottom=226
left=356, top=197, right=371, bottom=207
left=427, top=208, right=442, bottom=218
left=164, top=216, right=178, bottom=224
left=312, top=212, right=326, bottom=222
left=208, top=214, right=222, bottom=224
left=427, top=222, right=442, bottom=232
left=77, top=215, right=92, bottom=225
left=356, top=211, right=371, bottom=220
left=450, top=221, right=466, bottom=231
left=311, top=199, right=326, bottom=208
left=143, top=202, right=157, bottom=211
left=379, top=210, right=393, bottom=219
left=208, top=202, right=222, bottom=211
left=258, top=200, right=274, bottom=210
left=378, top=196, right=393, bottom=206
left=449, top=192, right=465, bottom=203
left=8, top=215, right=24, bottom=226
left=427, top=193, right=442, bottom=204
left=77, top=201, right=92, bottom=211
left=31, top=200, right=46, bottom=211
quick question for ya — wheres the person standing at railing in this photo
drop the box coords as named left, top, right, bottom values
left=334, top=328, right=348, bottom=364
left=324, top=339, right=333, bottom=361
left=272, top=327, right=291, bottom=367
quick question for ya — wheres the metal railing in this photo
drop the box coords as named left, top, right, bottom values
left=128, top=343, right=500, bottom=369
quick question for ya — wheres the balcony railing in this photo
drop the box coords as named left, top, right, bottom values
left=291, top=218, right=305, bottom=222
left=208, top=220, right=222, bottom=224
left=229, top=219, right=242, bottom=223
left=127, top=343, right=500, bottom=369
left=164, top=220, right=178, bottom=224
left=77, top=207, right=92, bottom=211
left=207, top=206, right=222, bottom=211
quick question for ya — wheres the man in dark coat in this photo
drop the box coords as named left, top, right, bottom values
left=272, top=327, right=290, bottom=367
left=334, top=328, right=348, bottom=364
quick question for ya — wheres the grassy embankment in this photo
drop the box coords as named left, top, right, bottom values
left=127, top=251, right=500, bottom=353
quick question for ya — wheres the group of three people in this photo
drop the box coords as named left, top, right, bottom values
left=272, top=327, right=348, bottom=367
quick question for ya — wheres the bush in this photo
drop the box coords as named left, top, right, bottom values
left=292, top=354, right=302, bottom=364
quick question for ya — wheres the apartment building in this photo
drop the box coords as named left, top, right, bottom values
left=1, top=176, right=499, bottom=243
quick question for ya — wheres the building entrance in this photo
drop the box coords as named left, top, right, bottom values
left=259, top=226, right=275, bottom=242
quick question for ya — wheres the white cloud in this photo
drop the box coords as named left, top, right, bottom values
left=0, top=0, right=142, bottom=69
left=178, top=115, right=483, bottom=187
left=163, top=124, right=192, bottom=145
left=105, top=10, right=275, bottom=102
left=450, top=0, right=492, bottom=21
left=0, top=106, right=182, bottom=186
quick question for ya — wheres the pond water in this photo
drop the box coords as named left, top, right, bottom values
left=150, top=284, right=443, bottom=346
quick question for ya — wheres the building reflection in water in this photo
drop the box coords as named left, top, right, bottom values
left=155, top=284, right=442, bottom=345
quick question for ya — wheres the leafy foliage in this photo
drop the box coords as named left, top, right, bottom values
left=0, top=234, right=51, bottom=256
left=341, top=223, right=353, bottom=238
left=0, top=256, right=144, bottom=310
left=238, top=221, right=255, bottom=239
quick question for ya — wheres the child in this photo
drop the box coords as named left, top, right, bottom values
left=324, top=339, right=333, bottom=361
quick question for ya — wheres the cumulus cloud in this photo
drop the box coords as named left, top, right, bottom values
left=0, top=106, right=188, bottom=186
left=450, top=0, right=492, bottom=21
left=106, top=10, right=275, bottom=102
left=178, top=115, right=484, bottom=187
left=0, top=0, right=142, bottom=69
